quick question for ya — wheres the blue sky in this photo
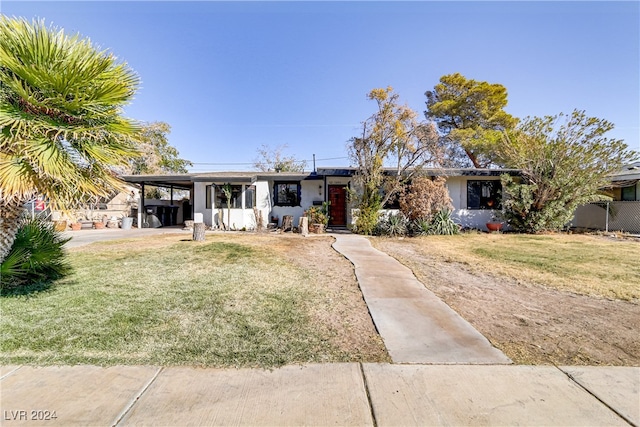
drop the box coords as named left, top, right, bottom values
left=3, top=1, right=639, bottom=171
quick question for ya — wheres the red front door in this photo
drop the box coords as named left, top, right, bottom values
left=328, top=186, right=347, bottom=226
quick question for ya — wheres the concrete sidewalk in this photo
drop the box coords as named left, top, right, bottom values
left=332, top=234, right=511, bottom=364
left=1, top=364, right=638, bottom=426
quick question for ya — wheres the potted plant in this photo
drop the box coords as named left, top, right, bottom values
left=306, top=205, right=329, bottom=234
left=53, top=220, right=68, bottom=232
left=486, top=212, right=504, bottom=232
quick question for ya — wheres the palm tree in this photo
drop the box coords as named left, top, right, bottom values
left=0, top=17, right=141, bottom=262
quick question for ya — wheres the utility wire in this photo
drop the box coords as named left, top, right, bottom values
left=190, top=156, right=348, bottom=166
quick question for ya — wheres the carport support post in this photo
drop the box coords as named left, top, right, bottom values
left=139, top=183, right=145, bottom=229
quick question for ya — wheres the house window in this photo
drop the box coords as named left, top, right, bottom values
left=205, top=185, right=212, bottom=209
left=274, top=182, right=301, bottom=206
left=215, top=185, right=242, bottom=209
left=245, top=185, right=256, bottom=209
left=467, top=180, right=502, bottom=209
left=621, top=185, right=637, bottom=201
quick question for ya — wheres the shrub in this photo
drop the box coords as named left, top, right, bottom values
left=376, top=212, right=408, bottom=237
left=408, top=210, right=459, bottom=236
left=1, top=218, right=71, bottom=293
left=353, top=200, right=381, bottom=236
left=399, top=176, right=453, bottom=222
left=495, top=111, right=638, bottom=233
left=428, top=209, right=459, bottom=235
left=306, top=203, right=329, bottom=225
left=409, top=219, right=432, bottom=236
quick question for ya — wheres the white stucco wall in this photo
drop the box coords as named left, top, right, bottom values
left=269, top=180, right=322, bottom=227
left=193, top=182, right=265, bottom=230
left=446, top=176, right=502, bottom=230
left=192, top=174, right=509, bottom=231
left=193, top=182, right=210, bottom=226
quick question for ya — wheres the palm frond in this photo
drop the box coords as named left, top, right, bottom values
left=0, top=16, right=141, bottom=212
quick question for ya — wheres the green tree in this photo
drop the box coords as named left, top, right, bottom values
left=127, top=121, right=192, bottom=199
left=128, top=122, right=192, bottom=175
left=425, top=72, right=518, bottom=168
left=253, top=144, right=306, bottom=172
left=349, top=87, right=443, bottom=235
left=496, top=110, right=638, bottom=232
left=0, top=18, right=141, bottom=263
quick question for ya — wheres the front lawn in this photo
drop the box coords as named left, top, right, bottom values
left=379, top=233, right=639, bottom=300
left=373, top=233, right=639, bottom=365
left=1, top=234, right=389, bottom=367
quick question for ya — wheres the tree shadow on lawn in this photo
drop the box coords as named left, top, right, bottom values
left=0, top=279, right=66, bottom=298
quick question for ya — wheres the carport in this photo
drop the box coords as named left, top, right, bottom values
left=120, top=174, right=195, bottom=228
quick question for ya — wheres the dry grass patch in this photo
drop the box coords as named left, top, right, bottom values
left=389, top=233, right=639, bottom=300
left=373, top=233, right=640, bottom=366
left=1, top=233, right=388, bottom=367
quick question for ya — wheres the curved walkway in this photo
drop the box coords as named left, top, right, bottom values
left=332, top=234, right=512, bottom=364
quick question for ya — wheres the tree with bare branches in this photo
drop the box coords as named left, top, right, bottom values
left=348, top=87, right=444, bottom=234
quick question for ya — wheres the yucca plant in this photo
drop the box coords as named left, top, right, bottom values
left=376, top=212, right=408, bottom=237
left=0, top=17, right=142, bottom=263
left=428, top=209, right=459, bottom=235
left=1, top=217, right=71, bottom=293
left=410, top=219, right=432, bottom=236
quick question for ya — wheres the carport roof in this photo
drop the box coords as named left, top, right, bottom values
left=121, top=174, right=195, bottom=189
left=120, top=171, right=318, bottom=188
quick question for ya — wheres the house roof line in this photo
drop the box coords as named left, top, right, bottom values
left=120, top=167, right=524, bottom=187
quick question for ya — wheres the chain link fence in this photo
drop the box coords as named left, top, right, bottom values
left=23, top=198, right=53, bottom=221
left=572, top=201, right=640, bottom=234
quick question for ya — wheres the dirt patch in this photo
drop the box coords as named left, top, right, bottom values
left=373, top=239, right=640, bottom=366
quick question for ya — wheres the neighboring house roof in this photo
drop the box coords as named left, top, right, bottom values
left=612, top=162, right=640, bottom=181
left=600, top=162, right=640, bottom=189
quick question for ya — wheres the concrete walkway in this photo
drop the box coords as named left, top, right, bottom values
left=1, top=364, right=637, bottom=426
left=332, top=234, right=511, bottom=364
left=61, top=227, right=191, bottom=248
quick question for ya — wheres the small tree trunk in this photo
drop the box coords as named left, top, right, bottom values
left=0, top=198, right=27, bottom=264
left=282, top=215, right=293, bottom=232
left=298, top=216, right=308, bottom=236
left=253, top=207, right=264, bottom=231
left=193, top=222, right=206, bottom=241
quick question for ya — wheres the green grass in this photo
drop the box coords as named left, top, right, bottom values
left=1, top=235, right=381, bottom=367
left=373, top=233, right=640, bottom=300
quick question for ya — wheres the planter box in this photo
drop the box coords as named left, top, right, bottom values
left=53, top=220, right=67, bottom=232
left=486, top=222, right=503, bottom=232
left=309, top=223, right=325, bottom=234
